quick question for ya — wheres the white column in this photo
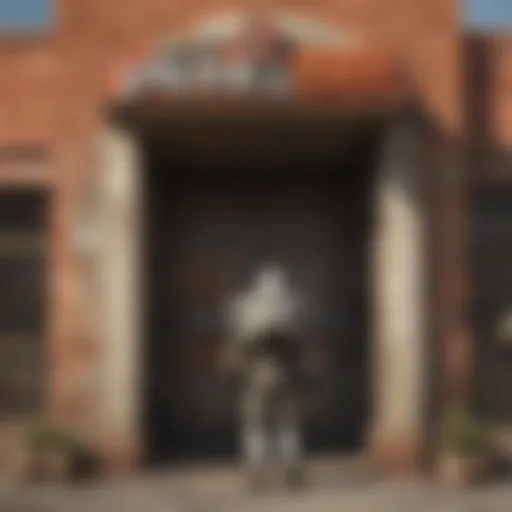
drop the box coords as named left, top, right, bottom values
left=94, top=125, right=143, bottom=463
left=370, top=114, right=426, bottom=468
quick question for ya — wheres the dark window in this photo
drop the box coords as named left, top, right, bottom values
left=0, top=190, right=47, bottom=415
left=471, top=187, right=512, bottom=423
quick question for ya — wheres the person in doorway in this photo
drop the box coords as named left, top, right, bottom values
left=222, top=264, right=309, bottom=490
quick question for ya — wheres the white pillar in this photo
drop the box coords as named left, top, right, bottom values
left=370, top=114, right=427, bottom=470
left=79, top=125, right=143, bottom=467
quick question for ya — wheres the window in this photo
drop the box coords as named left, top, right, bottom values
left=0, top=191, right=47, bottom=415
left=0, top=0, right=52, bottom=34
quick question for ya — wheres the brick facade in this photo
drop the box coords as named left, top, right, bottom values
left=1, top=0, right=507, bottom=474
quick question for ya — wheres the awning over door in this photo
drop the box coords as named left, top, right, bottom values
left=105, top=12, right=403, bottom=112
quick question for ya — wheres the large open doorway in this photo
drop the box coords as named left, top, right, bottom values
left=139, top=107, right=384, bottom=465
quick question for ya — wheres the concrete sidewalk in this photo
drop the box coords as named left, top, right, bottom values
left=1, top=458, right=511, bottom=512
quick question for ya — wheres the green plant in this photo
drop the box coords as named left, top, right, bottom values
left=25, top=421, right=80, bottom=456
left=438, top=409, right=491, bottom=458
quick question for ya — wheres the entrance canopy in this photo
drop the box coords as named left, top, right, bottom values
left=106, top=11, right=405, bottom=114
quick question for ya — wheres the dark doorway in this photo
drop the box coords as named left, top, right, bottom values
left=141, top=111, right=381, bottom=465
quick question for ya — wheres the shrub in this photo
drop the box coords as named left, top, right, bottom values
left=438, top=409, right=491, bottom=458
left=25, top=421, right=80, bottom=456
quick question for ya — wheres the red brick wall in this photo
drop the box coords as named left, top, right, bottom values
left=0, top=0, right=462, bottom=425
left=464, top=33, right=512, bottom=151
left=482, top=34, right=512, bottom=148
left=486, top=35, right=512, bottom=148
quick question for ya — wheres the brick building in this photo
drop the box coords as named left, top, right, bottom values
left=0, top=0, right=510, bottom=476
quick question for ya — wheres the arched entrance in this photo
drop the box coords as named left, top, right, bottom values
left=76, top=11, right=429, bottom=472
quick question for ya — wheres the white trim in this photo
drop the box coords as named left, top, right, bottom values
left=161, top=10, right=358, bottom=50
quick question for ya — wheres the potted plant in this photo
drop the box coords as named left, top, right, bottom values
left=25, top=421, right=80, bottom=483
left=436, top=409, right=492, bottom=488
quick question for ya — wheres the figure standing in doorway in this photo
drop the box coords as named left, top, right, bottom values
left=223, top=264, right=309, bottom=489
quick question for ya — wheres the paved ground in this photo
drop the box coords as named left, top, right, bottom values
left=1, top=457, right=511, bottom=512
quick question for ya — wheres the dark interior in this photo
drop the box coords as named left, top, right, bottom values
left=139, top=110, right=383, bottom=464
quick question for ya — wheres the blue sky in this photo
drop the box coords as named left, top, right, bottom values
left=0, top=0, right=511, bottom=29
left=0, top=0, right=50, bottom=28
left=466, top=0, right=512, bottom=28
